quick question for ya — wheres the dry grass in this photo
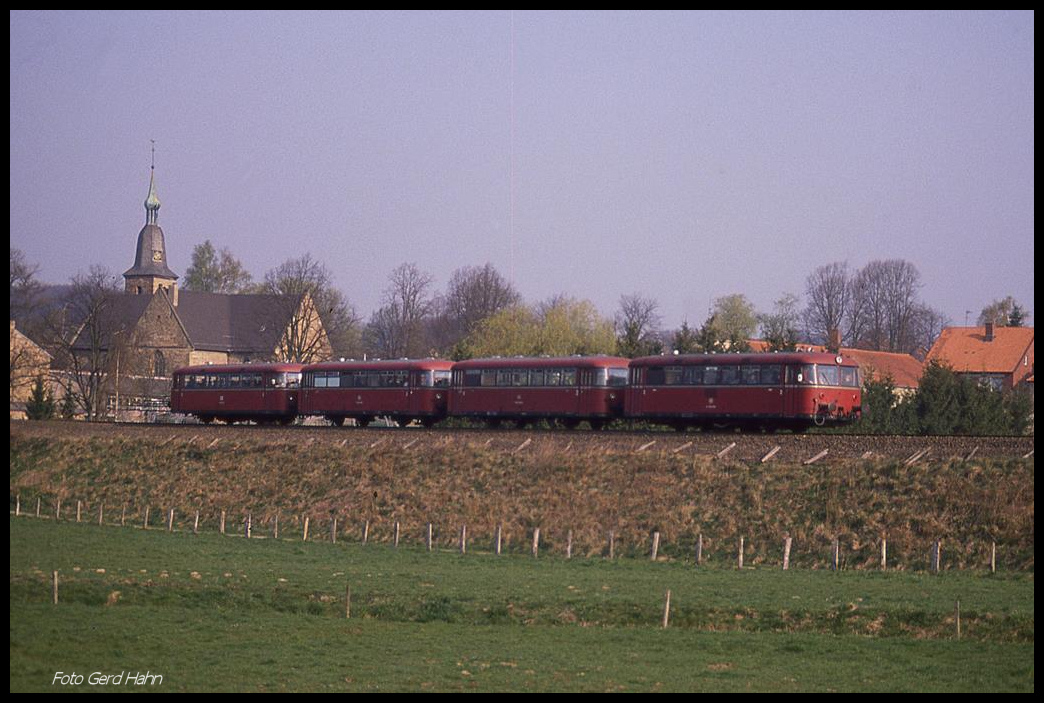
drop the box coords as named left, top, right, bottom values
left=9, top=429, right=1034, bottom=570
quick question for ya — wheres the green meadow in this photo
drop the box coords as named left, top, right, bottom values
left=9, top=516, right=1033, bottom=691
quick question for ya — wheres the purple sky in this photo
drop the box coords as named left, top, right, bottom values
left=10, top=11, right=1034, bottom=330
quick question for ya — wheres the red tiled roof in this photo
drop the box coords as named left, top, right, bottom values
left=926, top=326, right=1034, bottom=374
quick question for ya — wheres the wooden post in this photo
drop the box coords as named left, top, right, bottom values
left=52, top=570, right=59, bottom=605
left=608, top=530, right=615, bottom=560
left=990, top=542, right=996, bottom=574
left=566, top=530, right=573, bottom=559
left=531, top=528, right=540, bottom=558
left=955, top=600, right=961, bottom=640
left=15, top=494, right=20, bottom=517
left=760, top=446, right=781, bottom=463
left=193, top=511, right=200, bottom=535
left=220, top=510, right=226, bottom=535
left=98, top=502, right=104, bottom=526
left=330, top=516, right=337, bottom=544
left=76, top=500, right=82, bottom=523
left=120, top=503, right=125, bottom=526
left=716, top=442, right=737, bottom=459
left=832, top=538, right=840, bottom=571
left=782, top=537, right=792, bottom=571
left=662, top=590, right=671, bottom=629
left=168, top=508, right=175, bottom=532
left=804, top=449, right=829, bottom=465
left=737, top=536, right=744, bottom=570
left=495, top=524, right=502, bottom=556
left=651, top=532, right=660, bottom=561
left=931, top=540, right=942, bottom=573
left=460, top=524, right=467, bottom=554
left=245, top=511, right=251, bottom=539
left=881, top=538, right=887, bottom=570
left=695, top=533, right=703, bottom=566
left=273, top=514, right=279, bottom=540
left=427, top=523, right=433, bottom=552
left=143, top=505, right=149, bottom=530
left=345, top=583, right=351, bottom=619
left=394, top=521, right=400, bottom=548
left=37, top=497, right=42, bottom=518
left=362, top=520, right=369, bottom=545
left=302, top=516, right=310, bottom=542
left=56, top=498, right=61, bottom=521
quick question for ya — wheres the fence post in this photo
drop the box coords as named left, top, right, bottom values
left=651, top=531, right=660, bottom=561
left=695, top=533, right=703, bottom=567
left=881, top=537, right=887, bottom=570
left=495, top=524, right=502, bottom=556
left=737, top=536, right=744, bottom=570
left=52, top=571, right=59, bottom=605
left=782, top=537, right=792, bottom=571
left=662, top=589, right=671, bottom=629
left=531, top=528, right=540, bottom=558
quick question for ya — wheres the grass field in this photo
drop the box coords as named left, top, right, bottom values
left=9, top=516, right=1034, bottom=692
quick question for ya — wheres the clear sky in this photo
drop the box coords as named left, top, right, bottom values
left=10, top=10, right=1034, bottom=330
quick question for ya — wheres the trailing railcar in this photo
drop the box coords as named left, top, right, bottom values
left=626, top=352, right=861, bottom=431
left=170, top=363, right=303, bottom=424
left=299, top=359, right=454, bottom=427
left=449, top=356, right=630, bottom=429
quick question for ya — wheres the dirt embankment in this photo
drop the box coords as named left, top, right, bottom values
left=9, top=421, right=1035, bottom=570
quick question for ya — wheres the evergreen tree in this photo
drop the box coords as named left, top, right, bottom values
left=24, top=375, right=55, bottom=420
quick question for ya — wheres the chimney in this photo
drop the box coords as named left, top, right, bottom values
left=827, top=328, right=842, bottom=353
left=984, top=321, right=994, bottom=342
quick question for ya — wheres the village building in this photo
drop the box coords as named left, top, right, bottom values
left=9, top=320, right=54, bottom=418
left=56, top=160, right=333, bottom=419
left=925, top=322, right=1034, bottom=393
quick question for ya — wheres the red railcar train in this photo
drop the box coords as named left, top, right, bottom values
left=169, top=352, right=861, bottom=431
left=448, top=356, right=630, bottom=429
left=170, top=363, right=303, bottom=424
left=299, top=359, right=454, bottom=427
left=626, top=352, right=861, bottom=431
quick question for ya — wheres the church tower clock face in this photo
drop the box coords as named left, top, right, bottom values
left=152, top=250, right=163, bottom=262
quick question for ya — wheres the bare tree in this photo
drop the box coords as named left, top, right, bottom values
left=615, top=293, right=662, bottom=358
left=803, top=262, right=851, bottom=345
left=47, top=266, right=125, bottom=420
left=849, top=259, right=923, bottom=353
left=10, top=247, right=43, bottom=324
left=433, top=263, right=521, bottom=353
left=260, top=254, right=347, bottom=362
left=365, top=263, right=435, bottom=359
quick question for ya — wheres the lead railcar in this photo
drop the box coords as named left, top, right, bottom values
left=626, top=352, right=861, bottom=431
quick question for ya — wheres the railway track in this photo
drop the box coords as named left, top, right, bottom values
left=10, top=420, right=1034, bottom=462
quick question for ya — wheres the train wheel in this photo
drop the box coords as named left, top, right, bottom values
left=328, top=416, right=345, bottom=427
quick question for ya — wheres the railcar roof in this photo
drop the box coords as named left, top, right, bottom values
left=453, top=355, right=630, bottom=369
left=629, top=352, right=858, bottom=366
left=302, top=358, right=455, bottom=372
left=173, top=362, right=305, bottom=374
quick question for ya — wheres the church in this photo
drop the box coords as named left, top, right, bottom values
left=71, top=159, right=333, bottom=417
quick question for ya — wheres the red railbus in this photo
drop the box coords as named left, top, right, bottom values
left=299, top=359, right=454, bottom=427
left=170, top=363, right=304, bottom=424
left=626, top=352, right=861, bottom=431
left=449, top=356, right=630, bottom=429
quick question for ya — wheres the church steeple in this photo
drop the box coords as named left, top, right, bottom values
left=144, top=140, right=161, bottom=225
left=124, top=141, right=178, bottom=304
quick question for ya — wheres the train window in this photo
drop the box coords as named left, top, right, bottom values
left=761, top=365, right=782, bottom=385
left=545, top=369, right=562, bottom=386
left=464, top=370, right=482, bottom=387
left=646, top=367, right=665, bottom=386
left=719, top=366, right=740, bottom=385
left=529, top=369, right=545, bottom=386
left=742, top=366, right=760, bottom=385
left=287, top=372, right=301, bottom=388
left=664, top=366, right=684, bottom=385
left=703, top=366, right=719, bottom=385
left=608, top=368, right=628, bottom=386
left=816, top=365, right=839, bottom=387
left=839, top=366, right=858, bottom=387
left=787, top=365, right=816, bottom=385
left=433, top=370, right=450, bottom=387
left=510, top=370, right=527, bottom=386
left=480, top=370, right=497, bottom=387
left=562, top=369, right=577, bottom=386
